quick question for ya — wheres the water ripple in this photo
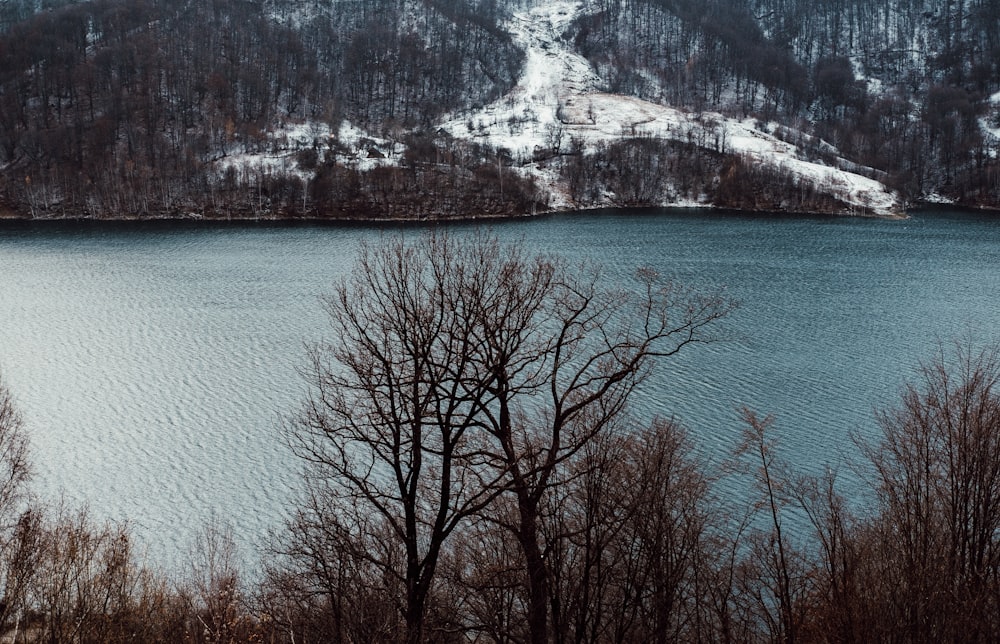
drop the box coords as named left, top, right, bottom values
left=0, top=211, right=998, bottom=569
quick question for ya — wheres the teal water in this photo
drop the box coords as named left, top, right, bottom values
left=1, top=209, right=998, bottom=567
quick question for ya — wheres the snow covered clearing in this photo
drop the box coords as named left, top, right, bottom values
left=922, top=192, right=957, bottom=205
left=213, top=120, right=329, bottom=181
left=333, top=121, right=406, bottom=170
left=439, top=0, right=600, bottom=147
left=214, top=118, right=404, bottom=181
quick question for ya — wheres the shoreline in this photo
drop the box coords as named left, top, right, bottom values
left=2, top=201, right=996, bottom=227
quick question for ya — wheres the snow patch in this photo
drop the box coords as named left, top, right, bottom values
left=438, top=0, right=601, bottom=157
left=850, top=56, right=884, bottom=96
left=981, top=107, right=1000, bottom=158
left=271, top=120, right=333, bottom=149
left=214, top=120, right=330, bottom=182
left=213, top=118, right=408, bottom=180
left=265, top=0, right=324, bottom=28
left=922, top=192, right=956, bottom=205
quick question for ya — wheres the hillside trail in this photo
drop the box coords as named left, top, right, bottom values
left=506, top=1, right=601, bottom=102
left=438, top=1, right=601, bottom=154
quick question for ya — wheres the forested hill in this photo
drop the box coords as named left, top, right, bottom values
left=1, top=0, right=998, bottom=220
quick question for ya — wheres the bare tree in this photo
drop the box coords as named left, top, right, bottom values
left=734, top=409, right=805, bottom=644
left=0, top=382, right=29, bottom=525
left=762, top=340, right=1000, bottom=644
left=283, top=233, right=730, bottom=643
left=266, top=483, right=411, bottom=643
left=183, top=521, right=249, bottom=644
left=783, top=466, right=863, bottom=644
left=539, top=416, right=717, bottom=643
left=860, top=340, right=1000, bottom=642
left=27, top=507, right=144, bottom=643
left=470, top=260, right=730, bottom=644
left=0, top=377, right=33, bottom=634
left=287, top=233, right=529, bottom=643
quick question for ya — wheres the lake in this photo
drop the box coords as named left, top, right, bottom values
left=1, top=208, right=998, bottom=570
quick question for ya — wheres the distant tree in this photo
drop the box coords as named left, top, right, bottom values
left=814, top=56, right=863, bottom=118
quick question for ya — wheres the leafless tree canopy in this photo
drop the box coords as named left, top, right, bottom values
left=861, top=342, right=1000, bottom=642
left=279, top=232, right=731, bottom=643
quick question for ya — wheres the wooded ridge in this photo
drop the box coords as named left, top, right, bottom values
left=1, top=0, right=998, bottom=219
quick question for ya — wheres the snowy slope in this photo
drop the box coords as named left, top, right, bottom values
left=225, top=0, right=904, bottom=217
left=439, top=0, right=903, bottom=216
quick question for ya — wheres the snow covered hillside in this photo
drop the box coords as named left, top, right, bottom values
left=13, top=0, right=994, bottom=219
left=438, top=0, right=903, bottom=216
left=210, top=0, right=903, bottom=217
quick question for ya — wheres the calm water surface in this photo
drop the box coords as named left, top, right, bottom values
left=1, top=209, right=998, bottom=568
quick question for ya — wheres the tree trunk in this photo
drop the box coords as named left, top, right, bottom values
left=517, top=494, right=549, bottom=644
left=405, top=598, right=424, bottom=644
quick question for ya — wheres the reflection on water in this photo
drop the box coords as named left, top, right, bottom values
left=0, top=209, right=998, bottom=568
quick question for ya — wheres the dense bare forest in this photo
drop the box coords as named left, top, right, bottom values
left=1, top=0, right=999, bottom=218
left=0, top=0, right=535, bottom=218
left=2, top=234, right=1000, bottom=643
